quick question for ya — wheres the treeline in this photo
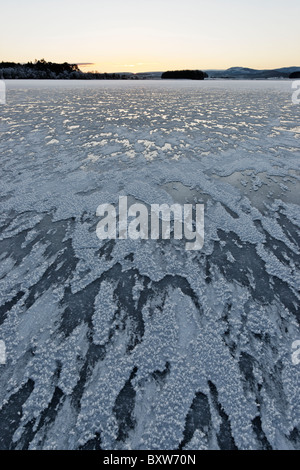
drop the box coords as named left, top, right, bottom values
left=161, top=70, right=208, bottom=80
left=0, top=59, right=136, bottom=80
left=0, top=61, right=210, bottom=80
left=3, top=61, right=297, bottom=80
left=290, top=71, right=300, bottom=79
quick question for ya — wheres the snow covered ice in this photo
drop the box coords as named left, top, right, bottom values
left=0, top=79, right=299, bottom=450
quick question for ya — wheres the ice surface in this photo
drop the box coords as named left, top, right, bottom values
left=0, top=80, right=299, bottom=450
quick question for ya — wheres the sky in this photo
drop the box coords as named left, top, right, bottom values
left=1, top=0, right=300, bottom=73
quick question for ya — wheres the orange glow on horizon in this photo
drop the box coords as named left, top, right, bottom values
left=1, top=0, right=300, bottom=74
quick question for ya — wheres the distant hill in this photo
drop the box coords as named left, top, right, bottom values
left=135, top=72, right=162, bottom=80
left=204, top=66, right=300, bottom=79
left=136, top=67, right=300, bottom=80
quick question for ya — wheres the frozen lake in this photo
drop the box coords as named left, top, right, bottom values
left=0, top=80, right=299, bottom=449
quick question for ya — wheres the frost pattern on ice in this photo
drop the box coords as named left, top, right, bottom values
left=0, top=80, right=299, bottom=450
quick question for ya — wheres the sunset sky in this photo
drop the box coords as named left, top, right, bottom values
left=1, top=0, right=300, bottom=73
